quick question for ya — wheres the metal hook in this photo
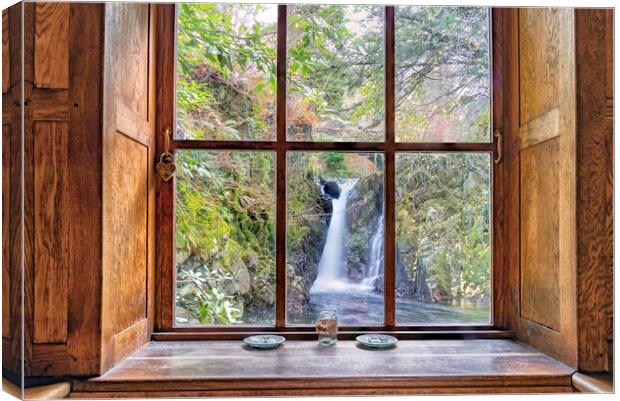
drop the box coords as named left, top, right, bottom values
left=494, top=129, right=503, bottom=164
left=163, top=127, right=172, bottom=154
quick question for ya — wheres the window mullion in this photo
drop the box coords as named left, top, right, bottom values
left=384, top=6, right=396, bottom=328
left=275, top=4, right=287, bottom=329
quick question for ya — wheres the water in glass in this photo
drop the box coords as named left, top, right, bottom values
left=316, top=310, right=338, bottom=347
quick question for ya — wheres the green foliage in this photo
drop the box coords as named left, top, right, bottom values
left=323, top=152, right=349, bottom=176
left=396, top=154, right=491, bottom=303
left=395, top=7, right=490, bottom=141
left=175, top=150, right=276, bottom=324
left=176, top=3, right=277, bottom=140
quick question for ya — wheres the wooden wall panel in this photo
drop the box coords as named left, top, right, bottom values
left=147, top=7, right=157, bottom=336
left=108, top=4, right=149, bottom=119
left=519, top=138, right=560, bottom=331
left=3, top=9, right=9, bottom=92
left=33, top=121, right=68, bottom=344
left=2, top=123, right=10, bottom=337
left=2, top=3, right=106, bottom=378
left=519, top=8, right=560, bottom=125
left=34, top=3, right=69, bottom=89
left=2, top=2, right=23, bottom=379
left=106, top=133, right=148, bottom=333
left=64, top=3, right=104, bottom=376
left=2, top=5, right=11, bottom=338
left=574, top=9, right=614, bottom=372
left=154, top=4, right=176, bottom=332
left=23, top=1, right=36, bottom=377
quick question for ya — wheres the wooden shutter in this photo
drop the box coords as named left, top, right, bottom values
left=100, top=3, right=156, bottom=372
left=2, top=2, right=155, bottom=377
left=506, top=8, right=579, bottom=367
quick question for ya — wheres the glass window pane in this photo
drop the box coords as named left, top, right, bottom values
left=395, top=7, right=491, bottom=142
left=287, top=152, right=385, bottom=325
left=176, top=4, right=277, bottom=141
left=175, top=150, right=276, bottom=325
left=287, top=5, right=384, bottom=142
left=395, top=153, right=491, bottom=324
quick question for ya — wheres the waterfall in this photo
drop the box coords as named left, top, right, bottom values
left=310, top=179, right=357, bottom=294
left=363, top=210, right=384, bottom=289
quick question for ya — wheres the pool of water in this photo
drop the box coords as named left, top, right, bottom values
left=287, top=290, right=489, bottom=326
left=178, top=290, right=489, bottom=326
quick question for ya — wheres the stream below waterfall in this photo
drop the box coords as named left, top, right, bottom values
left=287, top=291, right=489, bottom=325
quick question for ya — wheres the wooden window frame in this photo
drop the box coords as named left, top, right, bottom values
left=154, top=4, right=508, bottom=338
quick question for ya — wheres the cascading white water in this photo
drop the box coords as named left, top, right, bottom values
left=310, top=179, right=357, bottom=294
left=363, top=211, right=384, bottom=289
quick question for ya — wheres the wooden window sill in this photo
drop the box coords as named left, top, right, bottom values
left=71, top=339, right=575, bottom=397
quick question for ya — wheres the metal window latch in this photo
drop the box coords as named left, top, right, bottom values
left=494, top=129, right=503, bottom=164
left=157, top=128, right=176, bottom=181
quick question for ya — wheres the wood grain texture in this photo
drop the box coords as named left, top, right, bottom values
left=33, top=121, right=69, bottom=344
left=604, top=10, right=613, bottom=347
left=2, top=123, right=10, bottom=337
left=31, top=88, right=69, bottom=121
left=106, top=3, right=148, bottom=119
left=491, top=8, right=509, bottom=329
left=23, top=1, right=36, bottom=376
left=11, top=2, right=106, bottom=377
left=510, top=7, right=578, bottom=368
left=101, top=3, right=154, bottom=372
left=574, top=8, right=614, bottom=372
left=71, top=340, right=574, bottom=396
left=2, top=2, right=23, bottom=376
left=519, top=8, right=560, bottom=125
left=275, top=4, right=287, bottom=329
left=69, top=388, right=573, bottom=398
left=2, top=9, right=8, bottom=93
left=12, top=2, right=106, bottom=376
left=519, top=138, right=560, bottom=330
left=116, top=100, right=153, bottom=147
left=112, top=319, right=149, bottom=365
left=518, top=107, right=559, bottom=149
left=152, top=330, right=511, bottom=341
left=104, top=133, right=148, bottom=333
left=384, top=6, right=396, bottom=328
left=154, top=4, right=176, bottom=331
left=30, top=343, right=73, bottom=375
left=146, top=4, right=157, bottom=340
left=554, top=6, right=578, bottom=368
left=34, top=3, right=69, bottom=89
left=65, top=3, right=105, bottom=375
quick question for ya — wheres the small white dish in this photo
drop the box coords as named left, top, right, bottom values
left=356, top=334, right=398, bottom=348
left=243, top=334, right=286, bottom=349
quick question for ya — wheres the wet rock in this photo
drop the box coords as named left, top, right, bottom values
left=395, top=258, right=416, bottom=296
left=431, top=287, right=443, bottom=304
left=347, top=262, right=365, bottom=282
left=214, top=253, right=250, bottom=295
left=412, top=258, right=432, bottom=302
left=320, top=179, right=341, bottom=199
left=287, top=265, right=309, bottom=311
left=243, top=252, right=258, bottom=274
left=252, top=275, right=275, bottom=305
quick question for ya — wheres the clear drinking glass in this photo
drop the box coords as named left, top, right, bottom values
left=316, top=310, right=338, bottom=347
